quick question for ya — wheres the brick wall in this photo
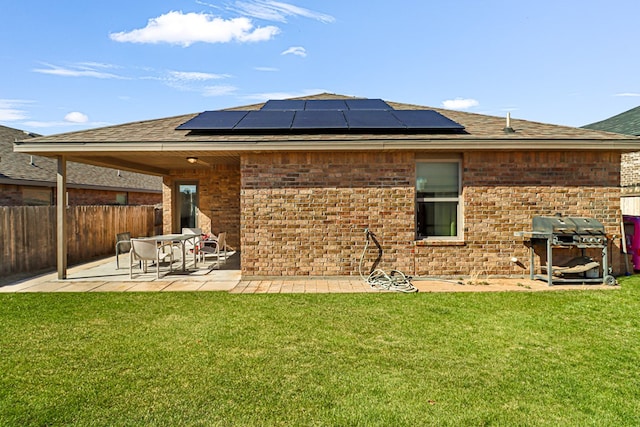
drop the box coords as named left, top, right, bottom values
left=241, top=152, right=416, bottom=276
left=241, top=150, right=623, bottom=278
left=0, top=184, right=24, bottom=205
left=67, top=188, right=161, bottom=206
left=127, top=191, right=162, bottom=206
left=415, top=151, right=622, bottom=277
left=163, top=164, right=241, bottom=249
left=0, top=184, right=160, bottom=206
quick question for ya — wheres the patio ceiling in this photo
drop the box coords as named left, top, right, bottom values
left=61, top=150, right=241, bottom=176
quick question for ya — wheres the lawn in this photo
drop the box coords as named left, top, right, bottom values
left=1, top=279, right=639, bottom=426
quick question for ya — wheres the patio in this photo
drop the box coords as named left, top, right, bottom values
left=0, top=249, right=619, bottom=293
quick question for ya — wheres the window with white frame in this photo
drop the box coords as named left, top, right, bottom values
left=416, top=161, right=461, bottom=239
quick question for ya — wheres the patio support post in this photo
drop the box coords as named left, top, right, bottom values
left=56, top=155, right=67, bottom=279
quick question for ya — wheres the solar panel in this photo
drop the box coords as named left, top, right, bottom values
left=391, top=110, right=465, bottom=130
left=291, top=110, right=348, bottom=129
left=261, top=100, right=306, bottom=111
left=233, top=110, right=295, bottom=130
left=303, top=100, right=348, bottom=110
left=176, top=99, right=465, bottom=133
left=344, top=110, right=404, bottom=129
left=176, top=111, right=247, bottom=130
left=345, top=99, right=391, bottom=110
left=260, top=99, right=393, bottom=111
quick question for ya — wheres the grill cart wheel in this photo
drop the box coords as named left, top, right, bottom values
left=604, top=275, right=616, bottom=286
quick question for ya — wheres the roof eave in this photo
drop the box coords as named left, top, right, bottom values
left=14, top=138, right=640, bottom=154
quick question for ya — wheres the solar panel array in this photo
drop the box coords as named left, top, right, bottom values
left=177, top=99, right=464, bottom=132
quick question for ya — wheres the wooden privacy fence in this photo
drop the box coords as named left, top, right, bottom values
left=0, top=205, right=159, bottom=277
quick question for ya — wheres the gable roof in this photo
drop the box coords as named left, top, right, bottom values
left=582, top=105, right=640, bottom=136
left=1, top=125, right=161, bottom=192
left=19, top=93, right=636, bottom=143
left=14, top=93, right=640, bottom=176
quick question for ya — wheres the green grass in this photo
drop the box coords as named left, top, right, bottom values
left=1, top=279, right=640, bottom=426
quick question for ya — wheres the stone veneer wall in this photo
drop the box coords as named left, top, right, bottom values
left=163, top=164, right=241, bottom=249
left=241, top=150, right=623, bottom=278
left=621, top=152, right=640, bottom=195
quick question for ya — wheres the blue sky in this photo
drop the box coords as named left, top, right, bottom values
left=1, top=0, right=639, bottom=135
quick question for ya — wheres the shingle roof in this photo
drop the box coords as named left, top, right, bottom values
left=21, top=93, right=636, bottom=144
left=582, top=105, right=640, bottom=136
left=1, top=125, right=161, bottom=192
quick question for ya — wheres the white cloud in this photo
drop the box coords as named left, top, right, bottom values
left=615, top=93, right=640, bottom=97
left=281, top=46, right=306, bottom=57
left=225, top=0, right=335, bottom=23
left=442, top=98, right=479, bottom=110
left=64, top=112, right=89, bottom=123
left=33, top=62, right=126, bottom=79
left=202, top=85, right=238, bottom=96
left=160, top=70, right=234, bottom=95
left=22, top=119, right=111, bottom=129
left=109, top=11, right=280, bottom=46
left=168, top=71, right=230, bottom=81
left=254, top=66, right=278, bottom=72
left=0, top=99, right=31, bottom=121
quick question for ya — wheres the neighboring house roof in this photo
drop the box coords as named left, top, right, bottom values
left=1, top=125, right=162, bottom=192
left=582, top=105, right=640, bottom=136
left=14, top=93, right=640, bottom=176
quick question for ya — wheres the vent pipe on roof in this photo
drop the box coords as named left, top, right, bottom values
left=29, top=155, right=35, bottom=166
left=504, top=112, right=515, bottom=133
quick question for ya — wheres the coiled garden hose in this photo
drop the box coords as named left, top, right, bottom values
left=358, top=228, right=418, bottom=293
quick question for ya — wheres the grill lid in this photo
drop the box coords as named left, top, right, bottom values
left=532, top=216, right=605, bottom=234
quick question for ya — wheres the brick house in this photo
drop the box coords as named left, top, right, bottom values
left=14, top=94, right=640, bottom=278
left=1, top=125, right=161, bottom=206
left=583, top=106, right=640, bottom=214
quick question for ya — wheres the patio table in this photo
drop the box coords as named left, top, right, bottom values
left=148, top=233, right=198, bottom=272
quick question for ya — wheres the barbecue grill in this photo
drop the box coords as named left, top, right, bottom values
left=516, top=215, right=614, bottom=285
left=532, top=215, right=607, bottom=246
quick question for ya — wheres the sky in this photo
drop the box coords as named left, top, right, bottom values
left=1, top=0, right=639, bottom=136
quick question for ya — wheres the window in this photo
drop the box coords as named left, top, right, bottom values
left=416, top=161, right=461, bottom=239
left=115, top=193, right=128, bottom=205
left=22, top=187, right=53, bottom=206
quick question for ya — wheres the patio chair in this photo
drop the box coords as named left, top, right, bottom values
left=199, top=232, right=227, bottom=269
left=129, top=238, right=174, bottom=279
left=181, top=227, right=203, bottom=262
left=115, top=232, right=132, bottom=269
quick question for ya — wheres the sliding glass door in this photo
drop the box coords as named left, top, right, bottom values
left=177, top=183, right=198, bottom=230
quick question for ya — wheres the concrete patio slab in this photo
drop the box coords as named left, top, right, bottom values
left=0, top=250, right=622, bottom=294
left=126, top=282, right=171, bottom=292
left=52, top=281, right=106, bottom=292
left=199, top=281, right=239, bottom=291
left=163, top=281, right=205, bottom=292
left=88, top=282, right=138, bottom=292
